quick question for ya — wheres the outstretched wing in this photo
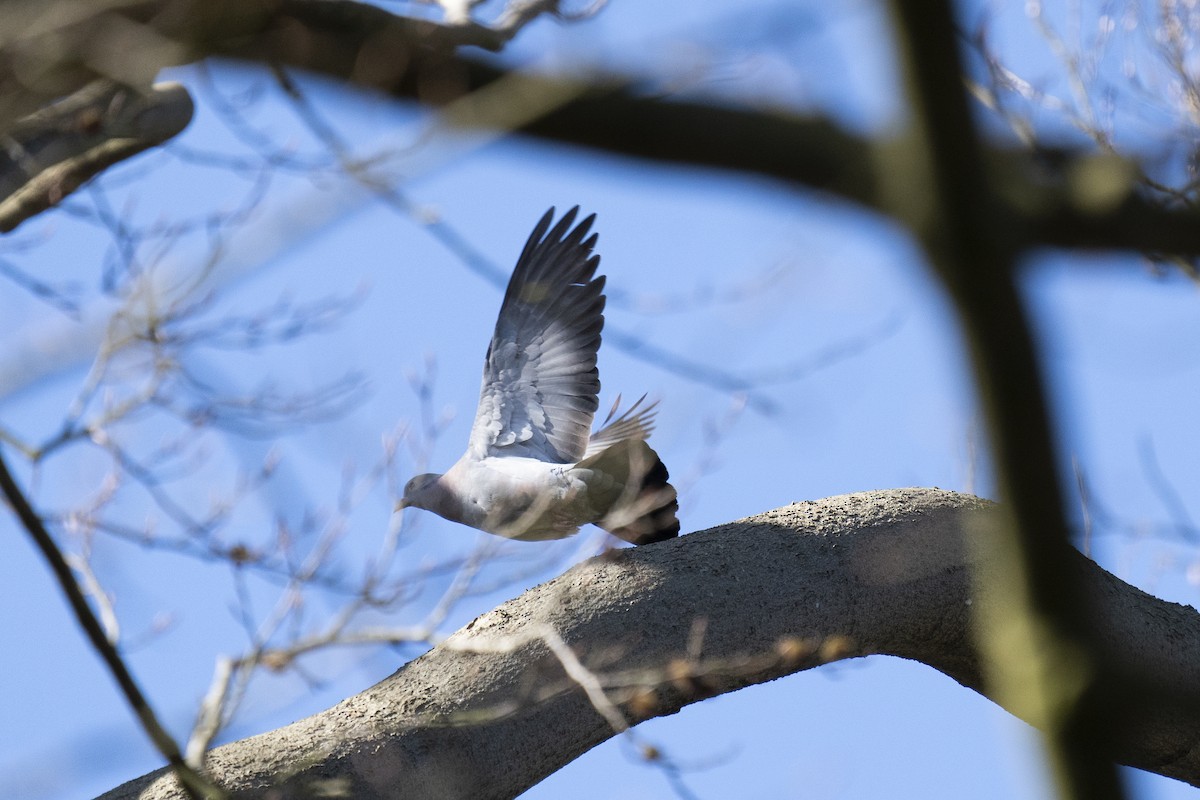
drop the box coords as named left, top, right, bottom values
left=467, top=207, right=605, bottom=463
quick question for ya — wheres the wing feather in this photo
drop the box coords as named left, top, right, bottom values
left=468, top=207, right=605, bottom=462
left=584, top=395, right=658, bottom=459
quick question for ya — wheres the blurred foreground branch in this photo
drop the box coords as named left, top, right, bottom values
left=99, top=489, right=1200, bottom=800
left=4, top=4, right=1200, bottom=257
left=0, top=0, right=551, bottom=125
left=888, top=3, right=1124, bottom=798
left=0, top=80, right=193, bottom=232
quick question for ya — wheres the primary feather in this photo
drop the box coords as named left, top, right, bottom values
left=468, top=206, right=604, bottom=463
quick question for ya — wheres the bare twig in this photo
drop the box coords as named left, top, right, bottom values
left=0, top=448, right=224, bottom=799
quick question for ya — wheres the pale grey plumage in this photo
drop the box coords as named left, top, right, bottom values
left=397, top=207, right=679, bottom=545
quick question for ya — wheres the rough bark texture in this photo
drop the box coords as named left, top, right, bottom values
left=98, top=488, right=1200, bottom=799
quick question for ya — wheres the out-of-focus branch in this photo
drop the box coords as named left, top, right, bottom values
left=0, top=0, right=552, bottom=127
left=0, top=448, right=223, bottom=800
left=0, top=0, right=566, bottom=233
left=0, top=80, right=193, bottom=232
left=886, top=3, right=1125, bottom=799
left=5, top=5, right=1200, bottom=256
left=391, top=64, right=1200, bottom=258
left=97, top=490, right=1200, bottom=800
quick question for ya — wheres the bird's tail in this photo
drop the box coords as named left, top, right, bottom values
left=609, top=449, right=680, bottom=545
left=580, top=438, right=680, bottom=545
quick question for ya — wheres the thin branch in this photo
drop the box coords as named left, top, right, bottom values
left=269, top=64, right=785, bottom=410
left=447, top=623, right=631, bottom=735
left=0, top=447, right=224, bottom=799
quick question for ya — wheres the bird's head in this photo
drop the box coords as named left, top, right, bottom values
left=395, top=473, right=444, bottom=513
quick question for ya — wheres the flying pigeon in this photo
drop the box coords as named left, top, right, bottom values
left=396, top=207, right=679, bottom=545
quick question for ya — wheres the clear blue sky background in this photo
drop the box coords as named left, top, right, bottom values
left=2, top=1, right=1199, bottom=799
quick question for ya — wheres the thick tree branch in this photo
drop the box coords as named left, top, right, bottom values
left=365, top=63, right=1200, bottom=258
left=6, top=2, right=1200, bottom=257
left=0, top=0, right=526, bottom=127
left=0, top=79, right=193, bottom=232
left=98, top=489, right=1200, bottom=800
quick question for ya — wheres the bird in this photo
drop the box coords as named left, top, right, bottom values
left=396, top=206, right=679, bottom=545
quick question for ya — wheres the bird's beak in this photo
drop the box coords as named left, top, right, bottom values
left=394, top=498, right=410, bottom=512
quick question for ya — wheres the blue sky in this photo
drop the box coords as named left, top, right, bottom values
left=2, top=2, right=1199, bottom=799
